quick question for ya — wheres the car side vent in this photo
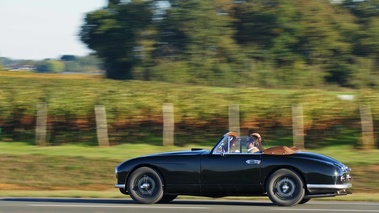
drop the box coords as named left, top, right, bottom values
left=191, top=148, right=203, bottom=151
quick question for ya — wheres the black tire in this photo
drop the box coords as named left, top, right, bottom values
left=158, top=195, right=178, bottom=203
left=266, top=169, right=305, bottom=206
left=127, top=167, right=164, bottom=204
left=298, top=198, right=311, bottom=204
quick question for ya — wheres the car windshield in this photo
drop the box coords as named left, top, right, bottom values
left=213, top=132, right=242, bottom=154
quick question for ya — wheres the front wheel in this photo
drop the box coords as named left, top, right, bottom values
left=266, top=169, right=305, bottom=206
left=127, top=167, right=164, bottom=204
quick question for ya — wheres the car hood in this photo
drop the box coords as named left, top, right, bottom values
left=294, top=151, right=349, bottom=171
left=295, top=151, right=338, bottom=162
left=116, top=149, right=210, bottom=171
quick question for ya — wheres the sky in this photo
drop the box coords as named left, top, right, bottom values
left=0, top=0, right=106, bottom=60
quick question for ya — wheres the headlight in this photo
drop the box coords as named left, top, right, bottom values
left=340, top=173, right=352, bottom=183
left=115, top=166, right=119, bottom=175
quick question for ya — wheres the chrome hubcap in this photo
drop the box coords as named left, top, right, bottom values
left=275, top=177, right=296, bottom=199
left=136, top=175, right=155, bottom=196
left=282, top=183, right=290, bottom=193
left=140, top=183, right=150, bottom=190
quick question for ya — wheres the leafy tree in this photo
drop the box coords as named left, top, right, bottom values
left=0, top=58, right=4, bottom=70
left=36, top=60, right=65, bottom=73
left=50, top=60, right=65, bottom=73
left=76, top=0, right=377, bottom=89
left=63, top=61, right=81, bottom=73
left=296, top=1, right=357, bottom=86
left=153, top=0, right=244, bottom=85
left=76, top=55, right=103, bottom=72
left=0, top=57, right=12, bottom=69
left=233, top=0, right=357, bottom=87
left=234, top=1, right=316, bottom=87
left=342, top=0, right=379, bottom=87
left=60, top=55, right=77, bottom=61
left=60, top=55, right=102, bottom=73
left=80, top=0, right=153, bottom=79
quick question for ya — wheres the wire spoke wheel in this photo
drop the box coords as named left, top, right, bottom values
left=127, top=167, right=164, bottom=204
left=274, top=177, right=296, bottom=199
left=266, top=169, right=305, bottom=206
left=134, top=174, right=157, bottom=197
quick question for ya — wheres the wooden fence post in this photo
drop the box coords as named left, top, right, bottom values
left=95, top=105, right=109, bottom=147
left=229, top=104, right=240, bottom=135
left=163, top=103, right=174, bottom=146
left=360, top=104, right=375, bottom=150
left=35, top=102, right=48, bottom=146
left=292, top=104, right=304, bottom=149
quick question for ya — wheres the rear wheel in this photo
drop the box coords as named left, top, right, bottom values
left=266, top=169, right=305, bottom=206
left=127, top=167, right=164, bottom=204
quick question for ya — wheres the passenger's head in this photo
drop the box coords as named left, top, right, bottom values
left=251, top=133, right=261, bottom=143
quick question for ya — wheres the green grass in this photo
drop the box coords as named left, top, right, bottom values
left=2, top=141, right=378, bottom=165
left=0, top=142, right=212, bottom=160
left=312, top=145, right=379, bottom=166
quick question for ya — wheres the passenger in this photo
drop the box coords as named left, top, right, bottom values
left=246, top=133, right=265, bottom=153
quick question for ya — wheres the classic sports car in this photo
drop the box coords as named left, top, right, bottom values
left=115, top=132, right=352, bottom=206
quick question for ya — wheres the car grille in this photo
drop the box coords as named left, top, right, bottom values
left=334, top=163, right=351, bottom=183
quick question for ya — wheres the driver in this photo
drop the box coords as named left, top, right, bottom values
left=246, top=133, right=265, bottom=153
left=216, top=131, right=239, bottom=153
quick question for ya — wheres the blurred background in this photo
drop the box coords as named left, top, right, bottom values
left=1, top=0, right=379, bottom=196
left=1, top=0, right=379, bottom=148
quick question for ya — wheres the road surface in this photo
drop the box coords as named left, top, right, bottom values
left=0, top=198, right=378, bottom=213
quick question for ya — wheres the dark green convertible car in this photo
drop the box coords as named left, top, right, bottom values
left=115, top=132, right=352, bottom=206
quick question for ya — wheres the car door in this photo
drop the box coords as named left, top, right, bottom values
left=200, top=153, right=262, bottom=195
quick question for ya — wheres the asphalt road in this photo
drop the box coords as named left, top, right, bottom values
left=1, top=198, right=379, bottom=213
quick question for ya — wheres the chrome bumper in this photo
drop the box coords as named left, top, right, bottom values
left=304, top=183, right=352, bottom=199
left=115, top=184, right=125, bottom=189
left=307, top=183, right=352, bottom=190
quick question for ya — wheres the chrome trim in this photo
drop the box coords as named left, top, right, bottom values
left=115, top=184, right=125, bottom=189
left=307, top=183, right=352, bottom=190
left=245, top=159, right=261, bottom=165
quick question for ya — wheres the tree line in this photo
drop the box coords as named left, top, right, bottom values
left=0, top=55, right=102, bottom=73
left=79, top=0, right=379, bottom=88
